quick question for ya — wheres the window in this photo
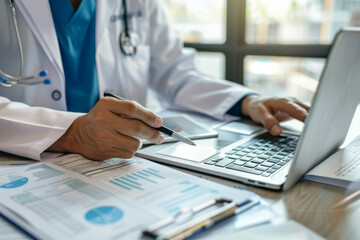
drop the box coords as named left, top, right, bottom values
left=246, top=0, right=360, bottom=44
left=244, top=56, right=325, bottom=102
left=162, top=0, right=227, bottom=44
left=162, top=0, right=359, bottom=102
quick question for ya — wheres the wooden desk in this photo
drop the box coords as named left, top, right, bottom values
left=248, top=181, right=354, bottom=240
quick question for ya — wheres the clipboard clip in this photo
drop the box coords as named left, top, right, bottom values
left=143, top=197, right=259, bottom=240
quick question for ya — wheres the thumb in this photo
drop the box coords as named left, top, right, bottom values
left=261, top=112, right=282, bottom=136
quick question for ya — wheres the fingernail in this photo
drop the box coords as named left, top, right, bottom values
left=155, top=117, right=162, bottom=127
left=270, top=125, right=281, bottom=135
left=157, top=133, right=165, bottom=144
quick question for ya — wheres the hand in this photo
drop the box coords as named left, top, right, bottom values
left=241, top=95, right=309, bottom=135
left=48, top=98, right=165, bottom=160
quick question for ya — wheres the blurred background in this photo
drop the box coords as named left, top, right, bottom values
left=160, top=0, right=360, bottom=104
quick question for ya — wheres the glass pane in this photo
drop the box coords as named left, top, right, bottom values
left=194, top=52, right=226, bottom=79
left=246, top=0, right=360, bottom=44
left=161, top=0, right=227, bottom=44
left=244, top=56, right=326, bottom=103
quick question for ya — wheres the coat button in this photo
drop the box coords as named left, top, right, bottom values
left=52, top=90, right=61, bottom=101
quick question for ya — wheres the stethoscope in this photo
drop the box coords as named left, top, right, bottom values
left=0, top=0, right=138, bottom=88
left=0, top=0, right=50, bottom=87
left=119, top=0, right=139, bottom=56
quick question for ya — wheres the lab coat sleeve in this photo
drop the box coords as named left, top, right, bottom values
left=0, top=97, right=82, bottom=160
left=147, top=0, right=255, bottom=120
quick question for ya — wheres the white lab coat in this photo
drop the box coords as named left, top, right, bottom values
left=0, top=0, right=252, bottom=160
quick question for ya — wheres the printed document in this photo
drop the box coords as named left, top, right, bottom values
left=304, top=136, right=360, bottom=188
left=0, top=163, right=156, bottom=239
left=45, top=154, right=255, bottom=217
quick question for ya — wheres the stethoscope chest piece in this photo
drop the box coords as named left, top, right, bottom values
left=120, top=32, right=139, bottom=56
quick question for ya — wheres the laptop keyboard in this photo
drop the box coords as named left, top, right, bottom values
left=204, top=132, right=299, bottom=177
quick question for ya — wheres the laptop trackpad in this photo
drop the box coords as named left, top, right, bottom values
left=157, top=142, right=217, bottom=162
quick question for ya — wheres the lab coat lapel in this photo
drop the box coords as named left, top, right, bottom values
left=95, top=0, right=118, bottom=49
left=16, top=0, right=64, bottom=76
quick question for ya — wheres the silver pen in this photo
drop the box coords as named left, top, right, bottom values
left=104, top=92, right=196, bottom=146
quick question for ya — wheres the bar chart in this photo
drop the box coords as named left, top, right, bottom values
left=108, top=167, right=167, bottom=192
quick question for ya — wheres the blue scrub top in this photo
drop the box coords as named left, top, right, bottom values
left=49, top=0, right=99, bottom=113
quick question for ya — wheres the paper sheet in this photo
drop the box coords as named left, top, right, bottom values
left=44, top=154, right=255, bottom=217
left=0, top=163, right=156, bottom=240
left=156, top=142, right=217, bottom=162
left=304, top=136, right=360, bottom=188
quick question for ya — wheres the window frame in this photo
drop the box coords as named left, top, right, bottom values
left=183, top=0, right=332, bottom=84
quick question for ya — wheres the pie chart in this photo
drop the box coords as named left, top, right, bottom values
left=0, top=175, right=28, bottom=189
left=85, top=206, right=124, bottom=225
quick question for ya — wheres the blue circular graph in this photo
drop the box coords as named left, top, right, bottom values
left=0, top=175, right=28, bottom=189
left=85, top=206, right=124, bottom=225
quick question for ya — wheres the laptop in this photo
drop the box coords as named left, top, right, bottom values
left=137, top=28, right=360, bottom=191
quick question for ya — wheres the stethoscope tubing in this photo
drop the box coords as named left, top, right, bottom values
left=0, top=0, right=49, bottom=87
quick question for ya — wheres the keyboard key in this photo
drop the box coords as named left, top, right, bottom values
left=234, top=160, right=246, bottom=166
left=267, top=169, right=276, bottom=173
left=277, top=152, right=288, bottom=156
left=240, top=156, right=252, bottom=161
left=251, top=158, right=264, bottom=164
left=267, top=158, right=280, bottom=163
left=255, top=166, right=268, bottom=171
left=242, top=148, right=253, bottom=153
left=272, top=165, right=281, bottom=169
left=215, top=158, right=234, bottom=167
left=225, top=150, right=237, bottom=155
left=258, top=155, right=270, bottom=159
left=244, top=162, right=258, bottom=168
left=226, top=164, right=262, bottom=175
left=209, top=156, right=224, bottom=162
left=233, top=147, right=243, bottom=151
left=272, top=155, right=285, bottom=160
left=277, top=161, right=287, bottom=166
left=261, top=162, right=274, bottom=167
left=253, top=150, right=264, bottom=154
left=204, top=160, right=216, bottom=165
left=247, top=153, right=258, bottom=158
left=261, top=172, right=271, bottom=177
left=235, top=152, right=247, bottom=156
left=228, top=155, right=241, bottom=159
left=258, top=147, right=269, bottom=151
left=238, top=139, right=258, bottom=148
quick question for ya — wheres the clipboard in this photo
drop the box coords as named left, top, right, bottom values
left=143, top=197, right=259, bottom=240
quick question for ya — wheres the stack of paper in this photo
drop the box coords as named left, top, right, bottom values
left=0, top=155, right=276, bottom=239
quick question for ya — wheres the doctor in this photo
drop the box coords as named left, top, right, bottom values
left=0, top=0, right=308, bottom=161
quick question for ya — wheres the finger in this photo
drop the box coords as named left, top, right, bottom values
left=269, top=100, right=307, bottom=122
left=290, top=97, right=310, bottom=112
left=113, top=115, right=165, bottom=144
left=102, top=98, right=163, bottom=128
left=254, top=106, right=282, bottom=136
left=115, top=133, right=143, bottom=153
left=274, top=112, right=292, bottom=122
